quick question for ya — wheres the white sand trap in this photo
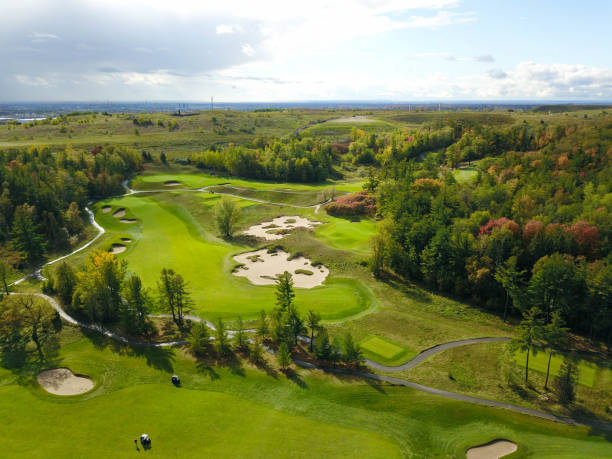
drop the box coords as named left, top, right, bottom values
left=466, top=440, right=517, bottom=459
left=120, top=219, right=137, bottom=224
left=243, top=216, right=321, bottom=241
left=101, top=206, right=112, bottom=213
left=113, top=208, right=126, bottom=218
left=233, top=249, right=329, bottom=288
left=121, top=237, right=132, bottom=243
left=37, top=368, right=94, bottom=395
left=164, top=180, right=181, bottom=186
left=110, top=244, right=126, bottom=254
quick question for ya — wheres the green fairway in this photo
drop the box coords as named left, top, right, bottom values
left=132, top=171, right=364, bottom=194
left=92, top=194, right=370, bottom=319
left=514, top=351, right=611, bottom=388
left=452, top=166, right=478, bottom=183
left=1, top=331, right=610, bottom=458
left=0, top=384, right=399, bottom=458
left=315, top=217, right=376, bottom=254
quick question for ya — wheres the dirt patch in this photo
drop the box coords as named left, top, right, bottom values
left=233, top=249, right=329, bottom=288
left=120, top=219, right=137, bottom=224
left=37, top=368, right=94, bottom=396
left=113, top=208, right=126, bottom=218
left=164, top=180, right=181, bottom=186
left=466, top=440, right=517, bottom=459
left=110, top=244, right=126, bottom=254
left=101, top=206, right=112, bottom=213
left=243, top=216, right=321, bottom=241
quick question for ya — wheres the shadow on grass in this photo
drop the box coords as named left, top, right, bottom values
left=284, top=368, right=307, bottom=389
left=79, top=327, right=176, bottom=373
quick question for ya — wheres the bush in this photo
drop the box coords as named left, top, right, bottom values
left=324, top=191, right=376, bottom=217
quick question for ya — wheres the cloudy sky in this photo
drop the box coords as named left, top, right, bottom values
left=1, top=0, right=611, bottom=101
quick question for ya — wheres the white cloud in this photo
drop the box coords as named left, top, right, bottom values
left=29, top=32, right=59, bottom=43
left=15, top=74, right=53, bottom=86
left=475, top=54, right=495, bottom=63
left=241, top=43, right=256, bottom=57
left=216, top=24, right=241, bottom=34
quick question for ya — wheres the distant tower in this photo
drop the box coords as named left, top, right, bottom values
left=211, top=97, right=214, bottom=111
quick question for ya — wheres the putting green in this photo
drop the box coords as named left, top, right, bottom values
left=0, top=385, right=399, bottom=458
left=315, top=217, right=376, bottom=254
left=359, top=335, right=415, bottom=365
left=93, top=194, right=370, bottom=319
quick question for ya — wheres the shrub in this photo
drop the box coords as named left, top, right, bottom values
left=324, top=191, right=376, bottom=217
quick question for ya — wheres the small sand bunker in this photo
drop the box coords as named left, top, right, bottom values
left=120, top=219, right=137, bottom=224
left=121, top=237, right=132, bottom=243
left=113, top=208, right=126, bottom=218
left=101, top=206, right=112, bottom=213
left=37, top=368, right=94, bottom=396
left=233, top=249, right=329, bottom=288
left=243, top=216, right=321, bottom=241
left=466, top=440, right=517, bottom=459
left=110, top=244, right=126, bottom=254
left=164, top=180, right=181, bottom=186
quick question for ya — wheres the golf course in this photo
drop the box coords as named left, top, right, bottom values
left=2, top=107, right=612, bottom=458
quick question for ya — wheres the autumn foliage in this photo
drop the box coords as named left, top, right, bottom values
left=325, top=191, right=376, bottom=217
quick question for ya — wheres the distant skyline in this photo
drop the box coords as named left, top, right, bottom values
left=1, top=0, right=611, bottom=102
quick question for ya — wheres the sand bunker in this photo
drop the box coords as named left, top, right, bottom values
left=101, top=206, right=112, bottom=213
left=466, top=440, right=517, bottom=459
left=164, top=180, right=181, bottom=186
left=120, top=219, right=137, bottom=224
left=110, top=244, right=126, bottom=254
left=112, top=208, right=126, bottom=218
left=243, top=216, right=321, bottom=241
left=37, top=368, right=94, bottom=396
left=121, top=237, right=132, bottom=243
left=233, top=249, right=329, bottom=288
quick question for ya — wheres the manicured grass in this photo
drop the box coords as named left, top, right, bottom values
left=90, top=194, right=370, bottom=320
left=360, top=335, right=414, bottom=363
left=514, top=350, right=611, bottom=388
left=132, top=170, right=364, bottom=194
left=2, top=329, right=611, bottom=458
left=315, top=216, right=376, bottom=254
left=452, top=166, right=478, bottom=183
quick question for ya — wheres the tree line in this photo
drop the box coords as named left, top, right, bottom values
left=369, top=117, right=612, bottom=344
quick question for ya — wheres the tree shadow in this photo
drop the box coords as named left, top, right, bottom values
left=195, top=360, right=220, bottom=380
left=283, top=368, right=307, bottom=389
left=216, top=351, right=245, bottom=377
left=253, top=359, right=279, bottom=379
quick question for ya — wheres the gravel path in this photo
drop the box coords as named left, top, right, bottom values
left=364, top=337, right=511, bottom=372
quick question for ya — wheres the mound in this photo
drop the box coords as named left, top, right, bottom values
left=113, top=208, right=126, bottom=218
left=37, top=368, right=94, bottom=396
left=466, top=440, right=517, bottom=459
left=101, top=206, right=112, bottom=213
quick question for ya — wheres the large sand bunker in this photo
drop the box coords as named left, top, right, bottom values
left=243, top=216, right=321, bottom=241
left=466, top=440, right=517, bottom=459
left=112, top=208, right=126, bottom=218
left=233, top=248, right=329, bottom=288
left=37, top=368, right=94, bottom=396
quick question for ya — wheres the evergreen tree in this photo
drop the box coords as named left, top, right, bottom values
left=305, top=310, right=321, bottom=352
left=277, top=341, right=292, bottom=370
left=256, top=309, right=269, bottom=341
left=10, top=204, right=46, bottom=264
left=342, top=333, right=363, bottom=364
left=543, top=312, right=569, bottom=390
left=54, top=262, right=77, bottom=305
left=512, top=307, right=544, bottom=385
left=189, top=322, right=211, bottom=357
left=214, top=317, right=229, bottom=356
left=122, top=275, right=152, bottom=334
left=214, top=197, right=241, bottom=239
left=554, top=356, right=579, bottom=405
left=275, top=271, right=295, bottom=310
left=233, top=316, right=248, bottom=351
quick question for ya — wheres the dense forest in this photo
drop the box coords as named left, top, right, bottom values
left=367, top=117, right=612, bottom=343
left=191, top=137, right=334, bottom=182
left=0, top=145, right=142, bottom=268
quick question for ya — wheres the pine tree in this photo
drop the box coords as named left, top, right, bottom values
left=275, top=271, right=295, bottom=311
left=189, top=322, right=211, bottom=357
left=554, top=356, right=579, bottom=405
left=277, top=341, right=292, bottom=370
left=10, top=204, right=46, bottom=264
